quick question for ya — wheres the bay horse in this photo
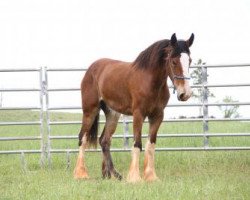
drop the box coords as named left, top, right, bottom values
left=74, top=33, right=194, bottom=182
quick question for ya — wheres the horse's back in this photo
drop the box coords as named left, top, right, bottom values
left=88, top=58, right=130, bottom=72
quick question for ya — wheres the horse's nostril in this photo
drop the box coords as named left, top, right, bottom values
left=179, top=93, right=185, bottom=100
left=177, top=93, right=186, bottom=101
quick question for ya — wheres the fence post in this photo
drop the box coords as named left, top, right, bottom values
left=39, top=67, right=46, bottom=167
left=202, top=66, right=209, bottom=148
left=44, top=67, right=52, bottom=167
left=20, top=151, right=27, bottom=172
left=66, top=151, right=71, bottom=170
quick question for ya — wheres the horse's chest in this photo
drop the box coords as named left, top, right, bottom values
left=146, top=89, right=169, bottom=112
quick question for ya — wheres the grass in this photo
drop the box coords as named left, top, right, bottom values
left=1, top=152, right=249, bottom=200
left=0, top=110, right=250, bottom=199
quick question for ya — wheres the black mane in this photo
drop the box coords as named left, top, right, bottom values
left=133, top=40, right=169, bottom=69
left=133, top=39, right=190, bottom=69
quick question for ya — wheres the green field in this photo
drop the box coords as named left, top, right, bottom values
left=0, top=111, right=250, bottom=200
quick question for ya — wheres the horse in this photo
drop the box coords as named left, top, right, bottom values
left=74, top=33, right=194, bottom=182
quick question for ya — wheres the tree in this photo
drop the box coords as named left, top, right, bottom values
left=190, top=59, right=215, bottom=116
left=219, top=96, right=240, bottom=118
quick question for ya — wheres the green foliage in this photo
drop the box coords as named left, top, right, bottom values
left=190, top=59, right=215, bottom=116
left=191, top=59, right=215, bottom=102
left=191, top=59, right=205, bottom=85
left=219, top=96, right=240, bottom=118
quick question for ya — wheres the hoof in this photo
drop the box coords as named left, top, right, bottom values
left=74, top=167, right=89, bottom=179
left=102, top=169, right=123, bottom=181
left=113, top=170, right=123, bottom=181
left=144, top=169, right=159, bottom=182
left=127, top=172, right=142, bottom=183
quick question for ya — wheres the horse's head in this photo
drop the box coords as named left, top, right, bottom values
left=166, top=33, right=194, bottom=101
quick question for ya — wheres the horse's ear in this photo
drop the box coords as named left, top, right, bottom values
left=170, top=33, right=177, bottom=47
left=187, top=33, right=194, bottom=47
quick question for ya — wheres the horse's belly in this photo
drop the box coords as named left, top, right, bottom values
left=98, top=66, right=133, bottom=115
left=102, top=95, right=133, bottom=115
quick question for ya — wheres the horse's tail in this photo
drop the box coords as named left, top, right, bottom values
left=88, top=112, right=99, bottom=147
left=78, top=112, right=100, bottom=148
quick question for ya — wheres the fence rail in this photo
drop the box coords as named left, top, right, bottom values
left=0, top=64, right=250, bottom=167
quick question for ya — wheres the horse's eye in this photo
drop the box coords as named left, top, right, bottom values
left=172, top=61, right=177, bottom=66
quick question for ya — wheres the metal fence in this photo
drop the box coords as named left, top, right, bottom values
left=0, top=68, right=46, bottom=166
left=0, top=65, right=250, bottom=166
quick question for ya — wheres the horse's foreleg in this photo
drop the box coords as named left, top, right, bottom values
left=144, top=111, right=163, bottom=181
left=100, top=111, right=122, bottom=180
left=144, top=140, right=158, bottom=181
left=127, top=110, right=144, bottom=183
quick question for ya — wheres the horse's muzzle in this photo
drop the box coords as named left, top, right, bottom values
left=177, top=85, right=192, bottom=101
left=177, top=92, right=191, bottom=101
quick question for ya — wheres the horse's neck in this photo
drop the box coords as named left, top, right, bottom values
left=148, top=66, right=168, bottom=89
left=168, top=75, right=174, bottom=84
left=166, top=63, right=174, bottom=84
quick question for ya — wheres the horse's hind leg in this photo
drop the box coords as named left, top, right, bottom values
left=99, top=103, right=122, bottom=180
left=74, top=110, right=98, bottom=179
left=74, top=71, right=99, bottom=179
left=74, top=132, right=89, bottom=179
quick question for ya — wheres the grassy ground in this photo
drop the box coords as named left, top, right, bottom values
left=0, top=110, right=250, bottom=199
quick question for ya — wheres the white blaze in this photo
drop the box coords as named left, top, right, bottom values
left=180, top=53, right=190, bottom=78
left=177, top=53, right=192, bottom=101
